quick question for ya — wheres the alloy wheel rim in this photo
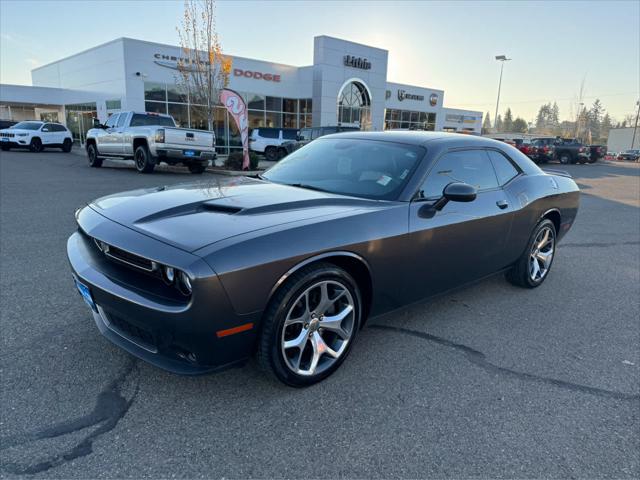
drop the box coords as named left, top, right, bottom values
left=529, top=226, right=555, bottom=282
left=281, top=280, right=356, bottom=377
left=135, top=151, right=145, bottom=170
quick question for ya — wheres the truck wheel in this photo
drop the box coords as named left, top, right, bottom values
left=134, top=145, right=155, bottom=173
left=277, top=147, right=288, bottom=160
left=61, top=138, right=73, bottom=153
left=87, top=144, right=102, bottom=167
left=265, top=146, right=278, bottom=161
left=559, top=153, right=571, bottom=164
left=1, top=145, right=9, bottom=151
left=29, top=137, right=43, bottom=153
left=188, top=162, right=206, bottom=174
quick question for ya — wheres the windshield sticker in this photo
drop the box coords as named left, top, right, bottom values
left=377, top=175, right=392, bottom=186
left=399, top=169, right=409, bottom=180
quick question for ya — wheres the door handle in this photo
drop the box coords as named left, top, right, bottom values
left=496, top=200, right=509, bottom=209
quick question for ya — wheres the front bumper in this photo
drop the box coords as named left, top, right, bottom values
left=1, top=138, right=29, bottom=148
left=67, top=208, right=259, bottom=374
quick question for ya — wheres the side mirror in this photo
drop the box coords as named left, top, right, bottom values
left=42, top=128, right=49, bottom=132
left=433, top=182, right=477, bottom=211
left=92, top=118, right=103, bottom=129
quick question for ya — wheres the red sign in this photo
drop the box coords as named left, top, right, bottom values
left=220, top=89, right=250, bottom=170
left=233, top=69, right=281, bottom=82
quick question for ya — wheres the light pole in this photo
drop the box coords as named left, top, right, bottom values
left=494, top=55, right=511, bottom=130
left=575, top=102, right=584, bottom=140
left=632, top=100, right=640, bottom=149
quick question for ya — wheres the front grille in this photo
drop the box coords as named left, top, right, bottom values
left=100, top=308, right=157, bottom=352
left=0, top=133, right=15, bottom=138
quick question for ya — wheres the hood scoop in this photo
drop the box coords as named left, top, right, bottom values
left=201, top=201, right=244, bottom=214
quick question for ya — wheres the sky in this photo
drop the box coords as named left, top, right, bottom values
left=1, top=0, right=638, bottom=123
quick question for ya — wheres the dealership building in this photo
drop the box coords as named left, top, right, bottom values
left=0, top=36, right=482, bottom=152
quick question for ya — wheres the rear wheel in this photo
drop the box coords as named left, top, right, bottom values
left=507, top=219, right=556, bottom=288
left=264, top=146, right=278, bottom=161
left=29, top=137, right=43, bottom=153
left=188, top=162, right=207, bottom=174
left=61, top=138, right=72, bottom=153
left=87, top=144, right=102, bottom=168
left=257, top=263, right=362, bottom=386
left=277, top=147, right=287, bottom=160
left=134, top=145, right=155, bottom=173
left=559, top=153, right=572, bottom=164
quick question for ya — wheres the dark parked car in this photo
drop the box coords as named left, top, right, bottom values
left=67, top=132, right=580, bottom=386
left=282, top=125, right=360, bottom=155
left=531, top=138, right=556, bottom=163
left=513, top=138, right=537, bottom=159
left=617, top=149, right=640, bottom=161
left=553, top=138, right=590, bottom=164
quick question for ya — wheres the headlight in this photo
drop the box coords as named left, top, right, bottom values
left=155, top=128, right=165, bottom=143
left=178, top=271, right=192, bottom=295
left=16, top=133, right=28, bottom=137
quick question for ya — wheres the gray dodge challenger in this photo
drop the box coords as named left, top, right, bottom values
left=67, top=132, right=580, bottom=386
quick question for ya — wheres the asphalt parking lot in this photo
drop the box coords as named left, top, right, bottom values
left=1, top=149, right=638, bottom=479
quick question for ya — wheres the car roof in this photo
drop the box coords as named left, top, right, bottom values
left=321, top=130, right=508, bottom=148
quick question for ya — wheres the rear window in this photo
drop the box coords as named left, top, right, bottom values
left=131, top=114, right=176, bottom=127
left=282, top=129, right=297, bottom=140
left=256, top=128, right=279, bottom=139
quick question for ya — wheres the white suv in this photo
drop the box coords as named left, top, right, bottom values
left=0, top=121, right=73, bottom=153
left=249, top=127, right=298, bottom=160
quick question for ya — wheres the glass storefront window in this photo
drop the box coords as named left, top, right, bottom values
left=144, top=82, right=166, bottom=102
left=283, top=98, right=298, bottom=113
left=145, top=101, right=167, bottom=114
left=410, top=111, right=419, bottom=122
left=419, top=112, right=427, bottom=122
left=265, top=111, right=282, bottom=128
left=266, top=96, right=282, bottom=112
left=283, top=113, right=297, bottom=128
left=167, top=85, right=188, bottom=103
left=248, top=110, right=265, bottom=128
left=247, top=94, right=265, bottom=110
left=106, top=99, right=122, bottom=110
left=168, top=103, right=189, bottom=128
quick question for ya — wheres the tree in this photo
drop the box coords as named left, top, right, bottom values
left=482, top=112, right=492, bottom=134
left=601, top=113, right=613, bottom=141
left=495, top=114, right=503, bottom=132
left=503, top=108, right=514, bottom=132
left=512, top=117, right=528, bottom=133
left=587, top=99, right=604, bottom=141
left=176, top=0, right=232, bottom=131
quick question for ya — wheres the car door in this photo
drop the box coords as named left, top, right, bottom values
left=40, top=123, right=57, bottom=145
left=112, top=112, right=128, bottom=155
left=407, top=148, right=515, bottom=299
left=98, top=114, right=119, bottom=154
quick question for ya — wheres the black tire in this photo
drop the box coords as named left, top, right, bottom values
left=1, top=145, right=9, bottom=151
left=507, top=219, right=557, bottom=288
left=29, top=137, right=43, bottom=153
left=558, top=153, right=572, bottom=164
left=188, top=162, right=206, bottom=174
left=257, top=262, right=362, bottom=387
left=277, top=148, right=287, bottom=160
left=134, top=144, right=155, bottom=173
left=61, top=138, right=73, bottom=153
left=87, top=144, right=102, bottom=168
left=264, top=146, right=278, bottom=161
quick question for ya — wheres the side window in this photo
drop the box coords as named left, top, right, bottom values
left=421, top=150, right=498, bottom=199
left=486, top=150, right=519, bottom=186
left=116, top=113, right=127, bottom=128
left=311, top=128, right=321, bottom=139
left=105, top=114, right=119, bottom=128
left=299, top=129, right=312, bottom=141
left=53, top=124, right=67, bottom=132
left=282, top=129, right=297, bottom=140
left=259, top=129, right=279, bottom=139
left=42, top=123, right=53, bottom=132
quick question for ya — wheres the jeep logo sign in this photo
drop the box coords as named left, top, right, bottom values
left=430, top=93, right=438, bottom=106
left=397, top=89, right=425, bottom=102
left=233, top=69, right=281, bottom=82
left=343, top=55, right=371, bottom=70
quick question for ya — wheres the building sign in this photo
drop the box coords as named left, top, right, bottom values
left=343, top=55, right=371, bottom=70
left=397, top=89, right=424, bottom=102
left=233, top=69, right=281, bottom=82
left=446, top=114, right=478, bottom=124
left=429, top=93, right=438, bottom=106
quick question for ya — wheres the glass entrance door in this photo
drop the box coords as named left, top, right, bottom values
left=65, top=103, right=97, bottom=145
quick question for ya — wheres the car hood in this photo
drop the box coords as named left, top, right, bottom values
left=89, top=177, right=382, bottom=252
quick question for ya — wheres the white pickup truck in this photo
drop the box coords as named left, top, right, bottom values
left=85, top=111, right=216, bottom=174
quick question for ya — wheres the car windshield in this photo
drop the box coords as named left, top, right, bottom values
left=11, top=122, right=42, bottom=130
left=262, top=137, right=424, bottom=200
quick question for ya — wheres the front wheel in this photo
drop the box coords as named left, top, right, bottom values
left=257, top=263, right=362, bottom=387
left=87, top=144, right=102, bottom=167
left=29, top=137, right=43, bottom=153
left=559, top=153, right=571, bottom=164
left=507, top=219, right=556, bottom=288
left=134, top=145, right=155, bottom=173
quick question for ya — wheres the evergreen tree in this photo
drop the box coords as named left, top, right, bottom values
left=601, top=113, right=613, bottom=141
left=482, top=112, right=492, bottom=134
left=550, top=102, right=560, bottom=132
left=588, top=99, right=604, bottom=141
left=503, top=108, right=514, bottom=132
left=495, top=114, right=503, bottom=132
left=512, top=117, right=528, bottom=133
